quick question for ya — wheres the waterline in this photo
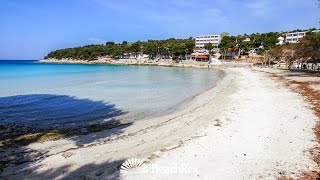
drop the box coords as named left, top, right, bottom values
left=0, top=61, right=222, bottom=127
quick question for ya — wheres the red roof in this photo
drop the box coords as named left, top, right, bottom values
left=195, top=55, right=209, bottom=58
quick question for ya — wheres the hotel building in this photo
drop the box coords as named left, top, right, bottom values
left=285, top=31, right=307, bottom=43
left=195, top=35, right=221, bottom=49
left=286, top=30, right=320, bottom=43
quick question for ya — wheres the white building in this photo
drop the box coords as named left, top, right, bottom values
left=277, top=37, right=284, bottom=45
left=243, top=37, right=251, bottom=42
left=285, top=30, right=320, bottom=43
left=195, top=35, right=221, bottom=49
left=285, top=31, right=307, bottom=43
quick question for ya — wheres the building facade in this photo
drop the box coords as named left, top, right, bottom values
left=186, top=53, right=209, bottom=62
left=286, top=30, right=320, bottom=43
left=285, top=31, right=307, bottom=43
left=195, top=35, right=221, bottom=49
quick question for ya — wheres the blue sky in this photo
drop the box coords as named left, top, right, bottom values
left=0, top=0, right=319, bottom=60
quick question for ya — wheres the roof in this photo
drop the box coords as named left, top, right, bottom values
left=195, top=55, right=209, bottom=58
left=196, top=35, right=220, bottom=38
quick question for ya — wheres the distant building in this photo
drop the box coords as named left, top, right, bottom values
left=285, top=30, right=320, bottom=43
left=277, top=37, right=284, bottom=45
left=195, top=35, right=221, bottom=49
left=243, top=37, right=251, bottom=42
left=285, top=31, right=307, bottom=43
left=187, top=53, right=209, bottom=62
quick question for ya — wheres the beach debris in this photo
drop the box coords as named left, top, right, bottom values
left=214, top=119, right=222, bottom=127
left=62, top=152, right=75, bottom=159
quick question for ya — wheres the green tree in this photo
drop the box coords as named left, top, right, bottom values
left=269, top=46, right=284, bottom=60
left=204, top=43, right=214, bottom=54
left=220, top=32, right=230, bottom=39
left=106, top=41, right=115, bottom=46
left=219, top=36, right=237, bottom=59
left=122, top=41, right=128, bottom=45
left=295, top=32, right=320, bottom=60
left=45, top=38, right=195, bottom=60
left=130, top=41, right=142, bottom=56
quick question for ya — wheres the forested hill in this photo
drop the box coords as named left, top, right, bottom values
left=44, top=28, right=318, bottom=60
left=44, top=38, right=195, bottom=60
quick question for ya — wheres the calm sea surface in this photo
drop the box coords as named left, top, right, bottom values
left=0, top=60, right=222, bottom=128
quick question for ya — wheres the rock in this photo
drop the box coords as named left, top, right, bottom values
left=62, top=152, right=75, bottom=159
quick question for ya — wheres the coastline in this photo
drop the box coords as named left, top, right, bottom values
left=2, top=1, right=319, bottom=179
left=149, top=69, right=226, bottom=119
left=1, top=68, right=319, bottom=179
left=122, top=68, right=319, bottom=180
left=0, top=68, right=235, bottom=179
left=38, top=58, right=252, bottom=68
left=0, top=62, right=225, bottom=149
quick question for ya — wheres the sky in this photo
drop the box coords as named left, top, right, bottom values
left=0, top=0, right=319, bottom=60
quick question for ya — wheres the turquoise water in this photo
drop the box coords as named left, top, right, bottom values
left=0, top=60, right=222, bottom=128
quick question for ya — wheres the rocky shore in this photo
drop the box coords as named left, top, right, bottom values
left=39, top=58, right=252, bottom=68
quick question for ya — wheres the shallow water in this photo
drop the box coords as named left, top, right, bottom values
left=0, top=60, right=222, bottom=128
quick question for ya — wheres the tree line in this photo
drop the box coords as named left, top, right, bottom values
left=218, top=32, right=280, bottom=56
left=268, top=32, right=320, bottom=66
left=217, top=28, right=317, bottom=57
left=45, top=28, right=318, bottom=61
left=45, top=38, right=195, bottom=60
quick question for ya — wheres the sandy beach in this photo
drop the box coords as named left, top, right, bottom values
left=2, top=0, right=319, bottom=179
left=1, top=68, right=319, bottom=180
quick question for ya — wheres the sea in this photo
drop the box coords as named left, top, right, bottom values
left=0, top=60, right=223, bottom=128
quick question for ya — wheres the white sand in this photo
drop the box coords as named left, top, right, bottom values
left=1, top=68, right=317, bottom=180
left=126, top=68, right=317, bottom=180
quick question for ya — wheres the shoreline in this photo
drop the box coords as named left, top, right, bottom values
left=0, top=67, right=226, bottom=149
left=148, top=69, right=226, bottom=120
left=123, top=68, right=318, bottom=180
left=38, top=58, right=253, bottom=68
left=0, top=68, right=236, bottom=179
left=1, top=68, right=319, bottom=179
left=0, top=64, right=225, bottom=129
left=0, top=61, right=226, bottom=150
